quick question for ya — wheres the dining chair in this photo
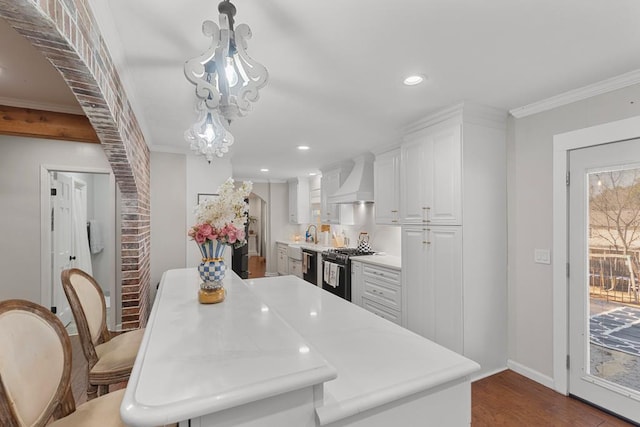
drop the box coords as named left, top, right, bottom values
left=61, top=268, right=145, bottom=400
left=0, top=299, right=126, bottom=426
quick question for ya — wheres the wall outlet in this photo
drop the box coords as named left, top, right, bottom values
left=534, top=249, right=551, bottom=265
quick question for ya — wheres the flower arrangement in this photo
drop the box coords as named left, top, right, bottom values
left=188, top=178, right=253, bottom=248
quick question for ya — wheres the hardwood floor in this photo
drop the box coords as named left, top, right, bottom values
left=248, top=255, right=266, bottom=279
left=472, top=370, right=633, bottom=426
left=69, top=339, right=633, bottom=425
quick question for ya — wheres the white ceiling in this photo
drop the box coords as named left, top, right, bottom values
left=2, top=1, right=640, bottom=180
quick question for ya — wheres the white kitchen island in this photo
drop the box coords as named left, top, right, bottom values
left=121, top=269, right=479, bottom=427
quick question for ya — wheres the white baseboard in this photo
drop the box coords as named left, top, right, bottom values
left=471, top=366, right=508, bottom=382
left=507, top=359, right=555, bottom=389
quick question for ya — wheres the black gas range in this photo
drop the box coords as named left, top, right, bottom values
left=321, top=248, right=375, bottom=301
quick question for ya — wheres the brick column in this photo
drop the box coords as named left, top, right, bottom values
left=0, top=0, right=151, bottom=328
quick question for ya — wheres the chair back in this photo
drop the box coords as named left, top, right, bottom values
left=61, top=268, right=109, bottom=367
left=0, top=300, right=74, bottom=426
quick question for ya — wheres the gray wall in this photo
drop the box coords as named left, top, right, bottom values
left=0, top=135, right=111, bottom=302
left=508, top=83, right=640, bottom=380
left=150, top=152, right=187, bottom=296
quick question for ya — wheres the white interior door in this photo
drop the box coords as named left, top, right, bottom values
left=569, top=138, right=640, bottom=423
left=51, top=172, right=73, bottom=326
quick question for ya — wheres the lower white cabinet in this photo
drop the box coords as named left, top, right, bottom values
left=289, top=259, right=302, bottom=278
left=352, top=260, right=402, bottom=325
left=277, top=243, right=288, bottom=276
left=402, top=225, right=463, bottom=354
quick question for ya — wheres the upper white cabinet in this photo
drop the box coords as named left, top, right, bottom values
left=400, top=124, right=461, bottom=225
left=320, top=163, right=354, bottom=225
left=320, top=169, right=341, bottom=224
left=288, top=177, right=310, bottom=224
left=374, top=149, right=400, bottom=225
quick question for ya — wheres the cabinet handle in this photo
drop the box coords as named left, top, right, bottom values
left=422, top=206, right=431, bottom=223
left=391, top=210, right=398, bottom=213
left=423, top=228, right=431, bottom=245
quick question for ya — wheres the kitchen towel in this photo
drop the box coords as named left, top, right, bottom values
left=327, top=262, right=339, bottom=288
left=323, top=260, right=330, bottom=284
left=302, top=252, right=309, bottom=274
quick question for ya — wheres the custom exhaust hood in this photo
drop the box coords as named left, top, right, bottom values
left=327, top=153, right=374, bottom=204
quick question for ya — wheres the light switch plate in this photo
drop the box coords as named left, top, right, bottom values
left=534, top=249, right=551, bottom=264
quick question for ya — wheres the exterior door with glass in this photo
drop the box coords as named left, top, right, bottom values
left=569, top=138, right=640, bottom=423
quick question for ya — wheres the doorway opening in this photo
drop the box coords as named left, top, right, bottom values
left=248, top=192, right=267, bottom=279
left=40, top=166, right=117, bottom=333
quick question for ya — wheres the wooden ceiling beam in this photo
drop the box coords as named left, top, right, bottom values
left=0, top=105, right=100, bottom=144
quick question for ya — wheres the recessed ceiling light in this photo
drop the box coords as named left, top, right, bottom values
left=309, top=172, right=317, bottom=176
left=260, top=168, right=269, bottom=172
left=297, top=145, right=310, bottom=151
left=403, top=74, right=425, bottom=86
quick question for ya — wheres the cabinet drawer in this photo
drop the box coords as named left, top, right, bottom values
left=362, top=264, right=400, bottom=286
left=363, top=278, right=401, bottom=311
left=362, top=297, right=401, bottom=325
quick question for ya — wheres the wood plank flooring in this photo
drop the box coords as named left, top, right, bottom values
left=69, top=340, right=633, bottom=425
left=472, top=370, right=633, bottom=426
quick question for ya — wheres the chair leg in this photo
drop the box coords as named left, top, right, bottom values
left=99, top=385, right=109, bottom=396
left=87, top=382, right=98, bottom=401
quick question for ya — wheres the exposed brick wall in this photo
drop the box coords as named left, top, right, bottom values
left=0, top=0, right=151, bottom=329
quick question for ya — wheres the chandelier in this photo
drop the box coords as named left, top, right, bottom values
left=184, top=0, right=268, bottom=162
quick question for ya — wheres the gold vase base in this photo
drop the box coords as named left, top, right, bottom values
left=198, top=286, right=226, bottom=304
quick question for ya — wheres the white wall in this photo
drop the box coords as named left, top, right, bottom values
left=0, top=135, right=111, bottom=303
left=186, top=155, right=233, bottom=266
left=150, top=152, right=187, bottom=295
left=508, top=83, right=640, bottom=380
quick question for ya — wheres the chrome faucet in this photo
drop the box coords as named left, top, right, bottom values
left=306, top=225, right=318, bottom=244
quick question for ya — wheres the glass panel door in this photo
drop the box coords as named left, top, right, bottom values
left=569, top=139, right=640, bottom=424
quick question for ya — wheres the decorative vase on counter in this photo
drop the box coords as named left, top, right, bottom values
left=197, top=239, right=226, bottom=304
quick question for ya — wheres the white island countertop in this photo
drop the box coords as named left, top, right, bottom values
left=120, top=269, right=336, bottom=426
left=246, top=275, right=479, bottom=425
left=122, top=269, right=479, bottom=426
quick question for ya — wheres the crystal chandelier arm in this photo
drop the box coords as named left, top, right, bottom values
left=184, top=20, right=222, bottom=110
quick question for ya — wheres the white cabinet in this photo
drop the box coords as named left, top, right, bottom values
left=319, top=165, right=354, bottom=225
left=277, top=243, right=288, bottom=276
left=400, top=103, right=507, bottom=378
left=400, top=124, right=461, bottom=225
left=289, top=259, right=302, bottom=278
left=352, top=260, right=402, bottom=326
left=320, top=169, right=341, bottom=224
left=402, top=225, right=462, bottom=353
left=374, top=149, right=400, bottom=225
left=351, top=260, right=362, bottom=304
left=288, top=178, right=310, bottom=224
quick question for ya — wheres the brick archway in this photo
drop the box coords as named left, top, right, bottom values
left=0, top=1, right=151, bottom=328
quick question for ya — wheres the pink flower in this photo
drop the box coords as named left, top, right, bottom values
left=188, top=227, right=196, bottom=238
left=199, top=223, right=213, bottom=237
left=194, top=231, right=207, bottom=244
left=236, top=228, right=246, bottom=242
left=227, top=228, right=237, bottom=244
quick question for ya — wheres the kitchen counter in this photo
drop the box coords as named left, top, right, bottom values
left=352, top=254, right=401, bottom=270
left=277, top=240, right=334, bottom=252
left=121, top=269, right=479, bottom=426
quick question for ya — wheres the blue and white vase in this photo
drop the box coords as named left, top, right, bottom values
left=197, top=240, right=226, bottom=303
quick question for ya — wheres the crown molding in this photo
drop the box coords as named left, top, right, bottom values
left=0, top=97, right=84, bottom=115
left=510, top=69, right=640, bottom=119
